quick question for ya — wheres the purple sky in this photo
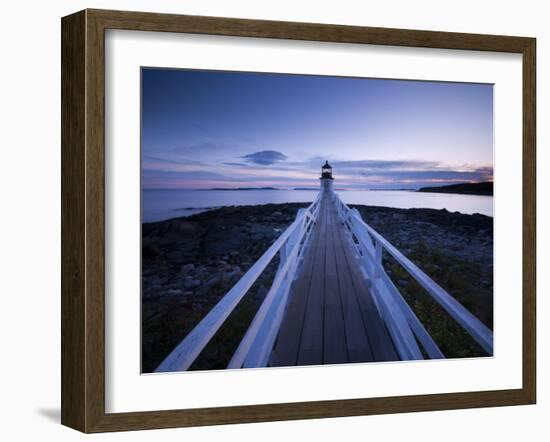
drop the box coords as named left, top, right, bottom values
left=141, top=68, right=493, bottom=190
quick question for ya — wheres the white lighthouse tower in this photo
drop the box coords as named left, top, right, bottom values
left=320, top=160, right=334, bottom=193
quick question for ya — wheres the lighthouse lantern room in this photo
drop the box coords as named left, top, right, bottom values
left=320, top=160, right=334, bottom=193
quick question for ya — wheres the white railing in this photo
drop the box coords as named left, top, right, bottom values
left=332, top=193, right=493, bottom=360
left=155, top=193, right=322, bottom=372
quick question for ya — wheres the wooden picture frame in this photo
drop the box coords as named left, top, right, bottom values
left=61, top=8, right=536, bottom=433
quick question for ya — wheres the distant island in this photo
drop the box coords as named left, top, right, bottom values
left=418, top=181, right=493, bottom=196
left=368, top=188, right=416, bottom=192
left=204, top=187, right=280, bottom=191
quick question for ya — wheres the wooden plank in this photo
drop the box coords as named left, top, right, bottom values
left=330, top=209, right=374, bottom=363
left=323, top=204, right=348, bottom=364
left=297, top=195, right=328, bottom=365
left=336, top=224, right=399, bottom=362
left=269, top=227, right=319, bottom=366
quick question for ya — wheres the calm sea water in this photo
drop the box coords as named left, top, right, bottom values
left=142, top=189, right=493, bottom=223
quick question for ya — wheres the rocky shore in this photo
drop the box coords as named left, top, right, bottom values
left=142, top=203, right=493, bottom=372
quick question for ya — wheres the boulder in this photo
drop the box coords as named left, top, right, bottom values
left=142, top=245, right=160, bottom=260
left=164, top=289, right=183, bottom=296
left=203, top=227, right=249, bottom=255
left=249, top=224, right=277, bottom=242
left=183, top=279, right=201, bottom=290
left=180, top=263, right=195, bottom=275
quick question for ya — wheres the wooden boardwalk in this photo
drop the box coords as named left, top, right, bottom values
left=270, top=192, right=399, bottom=367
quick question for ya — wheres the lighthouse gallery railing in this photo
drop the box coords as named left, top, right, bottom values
left=155, top=193, right=322, bottom=372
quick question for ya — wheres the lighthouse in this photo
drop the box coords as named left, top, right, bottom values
left=320, top=160, right=334, bottom=193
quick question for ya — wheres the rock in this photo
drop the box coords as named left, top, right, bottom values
left=205, top=275, right=222, bottom=287
left=173, top=219, right=203, bottom=234
left=222, top=267, right=244, bottom=285
left=166, top=250, right=185, bottom=261
left=183, top=279, right=201, bottom=290
left=142, top=245, right=160, bottom=260
left=203, top=227, right=249, bottom=255
left=143, top=219, right=204, bottom=253
left=194, top=275, right=222, bottom=296
left=397, top=279, right=408, bottom=288
left=157, top=276, right=169, bottom=285
left=164, top=289, right=183, bottom=296
left=415, top=221, right=436, bottom=228
left=194, top=266, right=208, bottom=275
left=249, top=224, right=276, bottom=241
left=180, top=263, right=195, bottom=275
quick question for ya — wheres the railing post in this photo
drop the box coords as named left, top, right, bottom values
left=374, top=239, right=383, bottom=277
left=277, top=242, right=287, bottom=276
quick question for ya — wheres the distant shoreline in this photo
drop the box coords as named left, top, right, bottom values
left=143, top=200, right=493, bottom=225
left=417, top=181, right=493, bottom=196
left=145, top=184, right=494, bottom=196
left=143, top=186, right=494, bottom=222
left=200, top=187, right=279, bottom=191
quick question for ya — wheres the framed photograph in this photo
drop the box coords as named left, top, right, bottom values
left=61, top=9, right=536, bottom=433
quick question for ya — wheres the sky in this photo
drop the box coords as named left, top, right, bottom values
left=141, top=68, right=493, bottom=190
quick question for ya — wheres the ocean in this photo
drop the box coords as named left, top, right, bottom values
left=142, top=189, right=493, bottom=223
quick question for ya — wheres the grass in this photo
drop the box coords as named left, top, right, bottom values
left=383, top=240, right=492, bottom=358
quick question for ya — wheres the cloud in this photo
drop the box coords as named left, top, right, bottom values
left=332, top=159, right=441, bottom=171
left=357, top=165, right=493, bottom=188
left=223, top=162, right=251, bottom=167
left=359, top=169, right=492, bottom=181
left=240, top=150, right=288, bottom=165
left=142, top=150, right=493, bottom=190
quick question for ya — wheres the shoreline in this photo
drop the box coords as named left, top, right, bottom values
left=144, top=199, right=494, bottom=225
left=142, top=202, right=493, bottom=372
